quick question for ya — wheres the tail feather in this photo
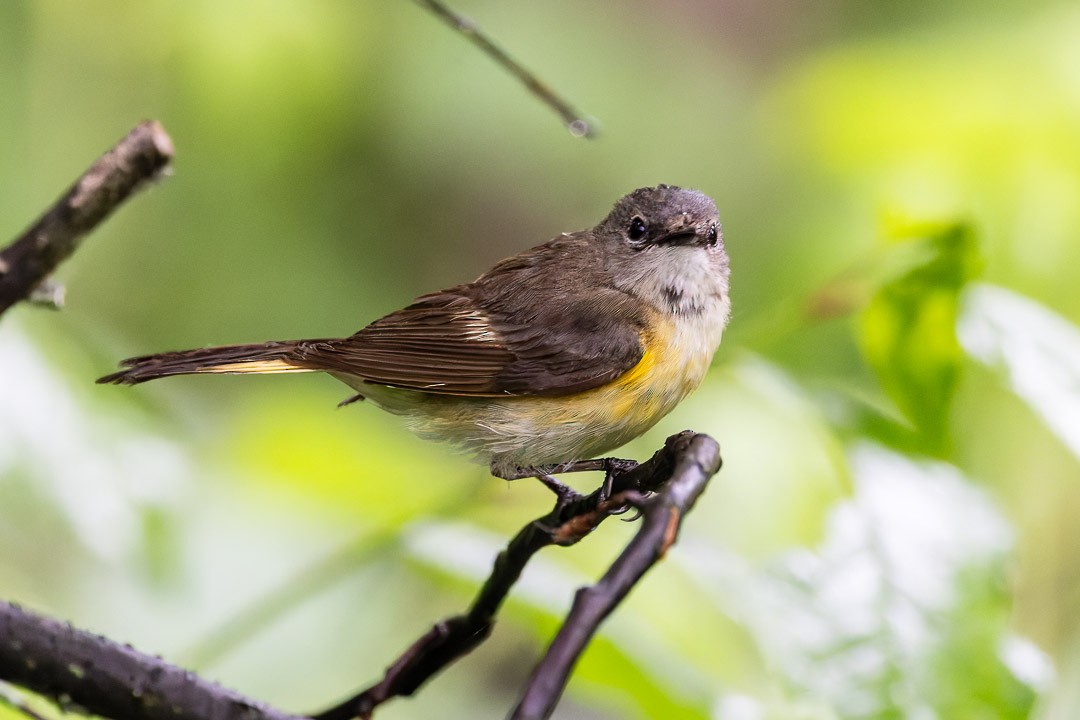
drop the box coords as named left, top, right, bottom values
left=97, top=341, right=319, bottom=385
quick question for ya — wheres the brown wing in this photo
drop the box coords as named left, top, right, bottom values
left=287, top=284, right=647, bottom=397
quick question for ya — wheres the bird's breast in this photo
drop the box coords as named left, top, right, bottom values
left=602, top=302, right=726, bottom=423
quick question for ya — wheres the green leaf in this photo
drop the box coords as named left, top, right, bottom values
left=859, top=221, right=982, bottom=454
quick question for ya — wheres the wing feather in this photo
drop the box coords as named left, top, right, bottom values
left=285, top=247, right=648, bottom=397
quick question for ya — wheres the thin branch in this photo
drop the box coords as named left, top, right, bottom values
left=413, top=0, right=595, bottom=138
left=0, top=601, right=304, bottom=720
left=311, top=431, right=720, bottom=720
left=0, top=120, right=174, bottom=316
left=511, top=433, right=721, bottom=720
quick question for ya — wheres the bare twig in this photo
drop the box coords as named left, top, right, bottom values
left=413, top=0, right=595, bottom=138
left=0, top=601, right=304, bottom=720
left=311, top=431, right=720, bottom=720
left=0, top=120, right=174, bottom=316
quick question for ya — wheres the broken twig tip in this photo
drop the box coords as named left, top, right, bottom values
left=28, top=280, right=65, bottom=310
left=566, top=119, right=594, bottom=139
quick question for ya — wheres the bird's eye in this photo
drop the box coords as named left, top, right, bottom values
left=628, top=216, right=647, bottom=241
left=705, top=224, right=718, bottom=246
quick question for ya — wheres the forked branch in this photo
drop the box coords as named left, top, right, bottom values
left=313, top=431, right=720, bottom=720
left=0, top=433, right=720, bottom=720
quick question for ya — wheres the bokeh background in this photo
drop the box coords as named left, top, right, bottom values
left=3, top=1, right=1080, bottom=718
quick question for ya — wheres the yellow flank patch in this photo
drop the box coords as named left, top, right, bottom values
left=603, top=318, right=674, bottom=419
left=616, top=345, right=658, bottom=389
left=608, top=385, right=658, bottom=422
left=196, top=359, right=311, bottom=374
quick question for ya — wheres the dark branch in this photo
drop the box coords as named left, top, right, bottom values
left=0, top=433, right=720, bottom=720
left=0, top=120, right=174, bottom=316
left=311, top=431, right=720, bottom=720
left=511, top=433, right=721, bottom=720
left=0, top=601, right=304, bottom=720
left=412, top=0, right=595, bottom=138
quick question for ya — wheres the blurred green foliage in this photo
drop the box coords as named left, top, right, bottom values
left=2, top=1, right=1080, bottom=719
left=859, top=221, right=981, bottom=453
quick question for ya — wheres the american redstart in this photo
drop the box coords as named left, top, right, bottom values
left=99, top=185, right=730, bottom=486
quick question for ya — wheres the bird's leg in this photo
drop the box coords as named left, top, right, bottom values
left=493, top=457, right=639, bottom=504
left=534, top=474, right=580, bottom=508
left=491, top=463, right=582, bottom=506
left=596, top=457, right=638, bottom=503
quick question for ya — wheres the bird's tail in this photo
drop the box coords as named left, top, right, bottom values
left=97, top=341, right=322, bottom=385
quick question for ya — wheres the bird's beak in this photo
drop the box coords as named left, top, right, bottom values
left=656, top=219, right=715, bottom=247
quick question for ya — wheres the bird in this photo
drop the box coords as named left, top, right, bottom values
left=99, top=185, right=730, bottom=490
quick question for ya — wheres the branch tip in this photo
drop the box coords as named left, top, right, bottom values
left=414, top=0, right=595, bottom=139
left=0, top=120, right=175, bottom=317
